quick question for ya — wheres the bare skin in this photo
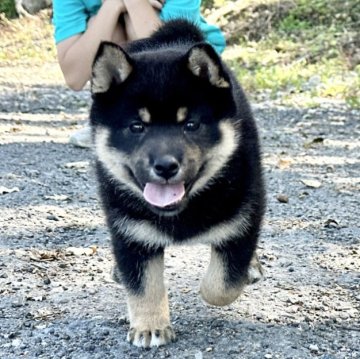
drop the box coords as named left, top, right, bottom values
left=56, top=0, right=164, bottom=91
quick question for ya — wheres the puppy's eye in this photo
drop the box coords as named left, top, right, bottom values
left=129, top=122, right=145, bottom=134
left=184, top=120, right=200, bottom=132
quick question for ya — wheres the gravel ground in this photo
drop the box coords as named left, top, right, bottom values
left=0, top=63, right=359, bottom=359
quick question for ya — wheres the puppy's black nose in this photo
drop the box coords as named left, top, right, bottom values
left=154, top=155, right=180, bottom=180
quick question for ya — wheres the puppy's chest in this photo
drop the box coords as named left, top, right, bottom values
left=111, top=206, right=249, bottom=249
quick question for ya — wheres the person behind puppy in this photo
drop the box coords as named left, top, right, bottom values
left=53, top=0, right=225, bottom=147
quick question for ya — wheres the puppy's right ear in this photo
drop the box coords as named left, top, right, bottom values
left=91, top=42, right=133, bottom=94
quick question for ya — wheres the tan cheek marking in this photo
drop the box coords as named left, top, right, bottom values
left=139, top=108, right=151, bottom=124
left=94, top=127, right=142, bottom=196
left=176, top=107, right=188, bottom=123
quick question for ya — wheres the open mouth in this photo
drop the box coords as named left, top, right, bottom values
left=143, top=182, right=185, bottom=209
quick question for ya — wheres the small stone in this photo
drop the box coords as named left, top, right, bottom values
left=11, top=301, right=24, bottom=308
left=64, top=161, right=89, bottom=169
left=46, top=215, right=59, bottom=221
left=301, top=179, right=322, bottom=188
left=0, top=186, right=20, bottom=195
left=101, top=329, right=110, bottom=336
left=265, top=354, right=273, bottom=359
left=276, top=194, right=289, bottom=203
left=309, top=344, right=319, bottom=352
left=12, top=338, right=22, bottom=347
left=324, top=219, right=339, bottom=228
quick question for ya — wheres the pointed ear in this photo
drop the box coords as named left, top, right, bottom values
left=187, top=44, right=230, bottom=88
left=91, top=42, right=133, bottom=94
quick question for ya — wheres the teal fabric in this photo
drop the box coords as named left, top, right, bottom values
left=159, top=0, right=225, bottom=53
left=52, top=0, right=225, bottom=53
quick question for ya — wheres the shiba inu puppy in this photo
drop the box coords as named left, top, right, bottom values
left=90, top=20, right=265, bottom=348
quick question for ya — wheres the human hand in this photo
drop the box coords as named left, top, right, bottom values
left=101, top=0, right=126, bottom=13
left=148, top=0, right=165, bottom=10
left=104, top=0, right=165, bottom=9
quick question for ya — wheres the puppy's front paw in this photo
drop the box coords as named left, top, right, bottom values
left=127, top=325, right=175, bottom=348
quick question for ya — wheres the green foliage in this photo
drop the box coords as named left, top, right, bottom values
left=0, top=0, right=17, bottom=18
left=201, top=0, right=215, bottom=9
left=276, top=0, right=360, bottom=34
left=278, top=15, right=311, bottom=33
left=222, top=0, right=360, bottom=108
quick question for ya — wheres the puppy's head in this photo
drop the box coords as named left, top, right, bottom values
left=91, top=42, right=239, bottom=215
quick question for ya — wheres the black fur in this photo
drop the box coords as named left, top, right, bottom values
left=90, top=20, right=265, bottom=307
left=125, top=19, right=205, bottom=54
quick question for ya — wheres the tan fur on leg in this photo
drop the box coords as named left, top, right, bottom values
left=127, top=254, right=175, bottom=347
left=200, top=246, right=245, bottom=306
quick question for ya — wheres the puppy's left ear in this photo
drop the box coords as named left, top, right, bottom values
left=91, top=42, right=133, bottom=94
left=187, top=43, right=230, bottom=88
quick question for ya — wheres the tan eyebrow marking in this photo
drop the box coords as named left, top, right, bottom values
left=139, top=108, right=151, bottom=123
left=176, top=107, right=188, bottom=123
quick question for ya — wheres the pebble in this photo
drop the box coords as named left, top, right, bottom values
left=11, top=301, right=24, bottom=308
left=309, top=344, right=319, bottom=352
left=46, top=215, right=59, bottom=221
left=276, top=194, right=289, bottom=203
left=12, top=338, right=22, bottom=347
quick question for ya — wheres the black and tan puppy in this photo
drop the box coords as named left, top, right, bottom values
left=90, top=20, right=265, bottom=348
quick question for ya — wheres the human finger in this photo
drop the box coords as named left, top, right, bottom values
left=148, top=0, right=164, bottom=10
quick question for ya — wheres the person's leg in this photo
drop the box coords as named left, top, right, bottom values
left=69, top=20, right=128, bottom=148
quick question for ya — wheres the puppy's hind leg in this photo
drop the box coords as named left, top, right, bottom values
left=200, top=239, right=261, bottom=306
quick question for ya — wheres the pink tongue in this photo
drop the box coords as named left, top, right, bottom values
left=143, top=183, right=185, bottom=207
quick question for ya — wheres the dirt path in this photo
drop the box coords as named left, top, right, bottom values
left=0, top=63, right=359, bottom=359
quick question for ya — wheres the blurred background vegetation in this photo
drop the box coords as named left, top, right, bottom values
left=0, top=0, right=17, bottom=18
left=0, top=0, right=359, bottom=108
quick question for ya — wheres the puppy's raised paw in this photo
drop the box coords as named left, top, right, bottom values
left=127, top=325, right=175, bottom=348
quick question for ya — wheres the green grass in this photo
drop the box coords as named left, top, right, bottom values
left=0, top=0, right=17, bottom=18
left=218, top=0, right=360, bottom=108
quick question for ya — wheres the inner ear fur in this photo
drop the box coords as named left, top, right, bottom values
left=91, top=42, right=133, bottom=94
left=187, top=44, right=230, bottom=88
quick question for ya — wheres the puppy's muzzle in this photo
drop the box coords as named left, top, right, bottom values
left=153, top=155, right=180, bottom=180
